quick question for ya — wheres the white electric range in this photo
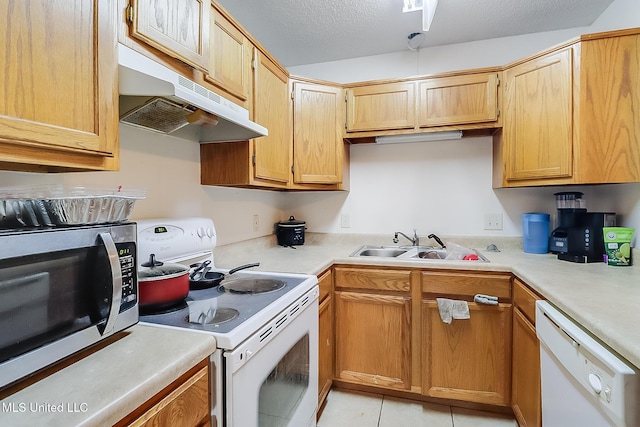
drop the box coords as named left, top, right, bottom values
left=136, top=217, right=319, bottom=427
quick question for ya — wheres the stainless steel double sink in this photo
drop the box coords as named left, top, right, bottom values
left=350, top=245, right=489, bottom=262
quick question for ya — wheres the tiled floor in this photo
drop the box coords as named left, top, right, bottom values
left=317, top=389, right=518, bottom=427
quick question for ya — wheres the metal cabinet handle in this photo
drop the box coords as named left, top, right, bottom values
left=473, top=294, right=499, bottom=305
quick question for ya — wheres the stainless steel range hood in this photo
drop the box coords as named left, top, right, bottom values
left=118, top=44, right=267, bottom=142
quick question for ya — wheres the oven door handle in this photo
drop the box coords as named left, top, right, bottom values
left=99, top=232, right=122, bottom=335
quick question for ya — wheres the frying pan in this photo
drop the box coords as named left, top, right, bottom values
left=189, top=262, right=260, bottom=290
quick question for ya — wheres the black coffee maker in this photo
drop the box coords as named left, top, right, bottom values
left=549, top=192, right=616, bottom=263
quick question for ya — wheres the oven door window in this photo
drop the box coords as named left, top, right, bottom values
left=258, top=334, right=309, bottom=427
left=0, top=245, right=113, bottom=364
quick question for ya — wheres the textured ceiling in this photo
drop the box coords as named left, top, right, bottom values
left=216, top=0, right=614, bottom=66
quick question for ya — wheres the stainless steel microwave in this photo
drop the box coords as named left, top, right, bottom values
left=0, top=223, right=138, bottom=388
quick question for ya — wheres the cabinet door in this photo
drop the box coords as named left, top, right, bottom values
left=578, top=33, right=640, bottom=183
left=512, top=309, right=541, bottom=427
left=504, top=48, right=573, bottom=182
left=318, top=294, right=333, bottom=408
left=335, top=291, right=412, bottom=390
left=418, top=73, right=499, bottom=127
left=253, top=50, right=291, bottom=184
left=127, top=0, right=210, bottom=72
left=293, top=82, right=344, bottom=184
left=422, top=301, right=512, bottom=405
left=0, top=1, right=118, bottom=172
left=346, top=82, right=416, bottom=132
left=206, top=7, right=251, bottom=105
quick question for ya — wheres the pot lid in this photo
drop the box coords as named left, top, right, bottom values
left=277, top=215, right=305, bottom=227
left=139, top=254, right=188, bottom=278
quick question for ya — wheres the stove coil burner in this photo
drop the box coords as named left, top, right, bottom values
left=219, top=278, right=287, bottom=294
left=186, top=307, right=239, bottom=325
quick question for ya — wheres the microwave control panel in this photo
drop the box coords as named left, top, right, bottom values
left=117, top=242, right=137, bottom=311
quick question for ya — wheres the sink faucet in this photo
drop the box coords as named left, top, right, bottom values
left=393, top=229, right=420, bottom=246
left=428, top=233, right=446, bottom=249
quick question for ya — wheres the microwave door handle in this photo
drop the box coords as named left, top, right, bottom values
left=99, top=232, right=122, bottom=335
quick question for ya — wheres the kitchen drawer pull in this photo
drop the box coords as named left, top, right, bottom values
left=473, top=294, right=499, bottom=305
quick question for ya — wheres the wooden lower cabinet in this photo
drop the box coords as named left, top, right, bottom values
left=512, top=279, right=542, bottom=426
left=318, top=270, right=333, bottom=410
left=332, top=266, right=514, bottom=410
left=116, top=360, right=210, bottom=427
left=335, top=290, right=412, bottom=390
left=422, top=300, right=512, bottom=405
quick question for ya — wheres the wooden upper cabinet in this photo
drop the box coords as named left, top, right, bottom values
left=577, top=31, right=640, bottom=183
left=127, top=0, right=210, bottom=72
left=253, top=50, right=291, bottom=184
left=503, top=48, right=574, bottom=183
left=292, top=82, right=344, bottom=184
left=0, top=0, right=119, bottom=172
left=205, top=6, right=251, bottom=106
left=346, top=82, right=416, bottom=132
left=496, top=28, right=640, bottom=187
left=418, top=72, right=500, bottom=128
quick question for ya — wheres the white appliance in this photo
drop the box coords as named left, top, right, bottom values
left=118, top=44, right=268, bottom=142
left=136, top=218, right=319, bottom=427
left=536, top=301, right=640, bottom=426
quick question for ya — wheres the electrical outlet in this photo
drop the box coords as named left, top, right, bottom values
left=341, top=213, right=351, bottom=228
left=484, top=213, right=503, bottom=230
left=252, top=214, right=259, bottom=232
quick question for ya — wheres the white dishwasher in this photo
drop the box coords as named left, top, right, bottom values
left=536, top=301, right=640, bottom=426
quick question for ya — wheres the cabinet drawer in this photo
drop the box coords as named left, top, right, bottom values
left=422, top=271, right=511, bottom=300
left=318, top=270, right=333, bottom=302
left=513, top=278, right=542, bottom=325
left=124, top=365, right=209, bottom=427
left=335, top=267, right=411, bottom=292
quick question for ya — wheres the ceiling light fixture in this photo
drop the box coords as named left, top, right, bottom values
left=375, top=131, right=463, bottom=144
left=422, top=0, right=439, bottom=31
left=403, top=0, right=439, bottom=31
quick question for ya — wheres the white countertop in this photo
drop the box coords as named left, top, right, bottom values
left=0, top=324, right=217, bottom=427
left=214, top=233, right=640, bottom=369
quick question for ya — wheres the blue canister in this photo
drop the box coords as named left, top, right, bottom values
left=522, top=213, right=550, bottom=254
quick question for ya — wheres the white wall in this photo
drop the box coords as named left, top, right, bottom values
left=0, top=125, right=285, bottom=245
left=284, top=0, right=640, bottom=243
left=288, top=27, right=588, bottom=83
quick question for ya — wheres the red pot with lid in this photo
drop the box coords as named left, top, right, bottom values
left=138, top=254, right=190, bottom=309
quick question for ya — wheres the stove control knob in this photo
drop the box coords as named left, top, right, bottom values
left=246, top=350, right=254, bottom=360
left=207, top=227, right=215, bottom=238
left=197, top=227, right=205, bottom=238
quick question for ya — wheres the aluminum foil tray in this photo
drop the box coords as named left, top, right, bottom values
left=0, top=186, right=145, bottom=228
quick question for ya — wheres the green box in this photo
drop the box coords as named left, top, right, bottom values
left=603, top=227, right=634, bottom=266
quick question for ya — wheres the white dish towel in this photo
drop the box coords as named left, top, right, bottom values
left=436, top=298, right=470, bottom=324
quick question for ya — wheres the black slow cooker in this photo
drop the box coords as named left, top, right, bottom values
left=276, top=216, right=306, bottom=246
